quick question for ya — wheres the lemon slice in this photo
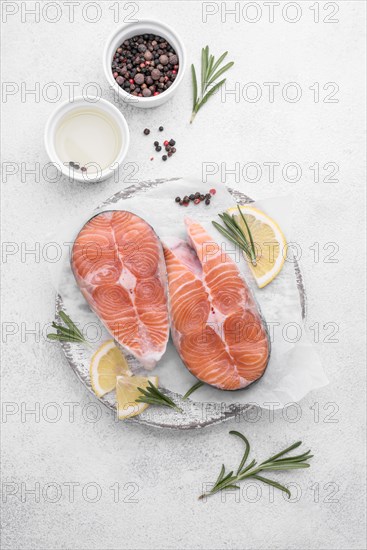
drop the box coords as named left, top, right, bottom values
left=90, top=340, right=131, bottom=397
left=116, top=375, right=158, bottom=420
left=227, top=205, right=287, bottom=288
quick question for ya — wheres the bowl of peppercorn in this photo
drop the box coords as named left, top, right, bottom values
left=104, top=20, right=186, bottom=108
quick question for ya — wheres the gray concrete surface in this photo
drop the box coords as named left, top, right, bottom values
left=1, top=1, right=366, bottom=549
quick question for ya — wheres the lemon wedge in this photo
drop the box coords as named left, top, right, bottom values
left=90, top=340, right=131, bottom=397
left=116, top=375, right=158, bottom=419
left=227, top=205, right=287, bottom=288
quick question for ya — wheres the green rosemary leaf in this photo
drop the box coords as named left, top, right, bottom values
left=259, top=463, right=311, bottom=471
left=47, top=333, right=65, bottom=341
left=214, top=464, right=226, bottom=486
left=229, top=431, right=251, bottom=474
left=51, top=323, right=73, bottom=335
left=213, top=210, right=258, bottom=265
left=200, top=78, right=226, bottom=106
left=135, top=397, right=163, bottom=406
left=207, top=54, right=214, bottom=80
left=236, top=205, right=257, bottom=262
left=262, top=441, right=302, bottom=464
left=47, top=334, right=81, bottom=343
left=211, top=50, right=228, bottom=74
left=212, top=221, right=239, bottom=242
left=228, top=211, right=256, bottom=265
left=199, top=432, right=312, bottom=500
left=208, top=61, right=235, bottom=86
left=204, top=45, right=209, bottom=73
left=48, top=312, right=89, bottom=345
left=214, top=472, right=235, bottom=490
left=190, top=47, right=233, bottom=123
left=221, top=212, right=251, bottom=246
left=239, top=458, right=257, bottom=476
left=59, top=311, right=83, bottom=339
left=252, top=475, right=291, bottom=499
left=136, top=382, right=182, bottom=412
left=182, top=380, right=204, bottom=400
left=51, top=324, right=82, bottom=341
left=201, top=46, right=208, bottom=94
left=272, top=451, right=313, bottom=464
left=191, top=64, right=198, bottom=110
left=212, top=222, right=249, bottom=255
left=212, top=220, right=253, bottom=259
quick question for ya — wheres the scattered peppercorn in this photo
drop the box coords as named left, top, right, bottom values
left=144, top=128, right=150, bottom=135
left=169, top=139, right=176, bottom=146
left=159, top=126, right=164, bottom=131
left=163, top=140, right=169, bottom=146
left=168, top=151, right=173, bottom=157
left=209, top=188, right=216, bottom=195
left=154, top=141, right=159, bottom=146
left=156, top=145, right=162, bottom=152
left=162, top=155, right=168, bottom=161
left=171, top=147, right=176, bottom=153
left=81, top=166, right=87, bottom=172
left=175, top=190, right=215, bottom=206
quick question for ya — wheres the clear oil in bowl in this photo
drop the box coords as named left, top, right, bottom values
left=55, top=107, right=122, bottom=175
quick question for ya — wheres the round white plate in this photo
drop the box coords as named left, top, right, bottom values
left=55, top=178, right=307, bottom=429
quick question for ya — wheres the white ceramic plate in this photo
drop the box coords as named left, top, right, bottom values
left=55, top=179, right=307, bottom=429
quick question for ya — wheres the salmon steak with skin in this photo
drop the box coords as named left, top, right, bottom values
left=163, top=219, right=270, bottom=390
left=71, top=210, right=169, bottom=369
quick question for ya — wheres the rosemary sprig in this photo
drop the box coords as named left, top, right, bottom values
left=212, top=205, right=257, bottom=266
left=190, top=46, right=234, bottom=123
left=182, top=381, right=204, bottom=400
left=136, top=381, right=182, bottom=413
left=47, top=311, right=90, bottom=347
left=199, top=431, right=313, bottom=500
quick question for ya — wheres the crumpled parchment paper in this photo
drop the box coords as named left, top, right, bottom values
left=48, top=178, right=328, bottom=408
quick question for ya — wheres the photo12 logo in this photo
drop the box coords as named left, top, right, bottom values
left=217, top=81, right=339, bottom=104
left=202, top=160, right=340, bottom=184
left=202, top=2, right=340, bottom=24
left=1, top=1, right=139, bottom=24
left=1, top=480, right=140, bottom=504
left=1, top=160, right=140, bottom=185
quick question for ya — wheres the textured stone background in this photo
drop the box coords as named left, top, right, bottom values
left=1, top=1, right=366, bottom=549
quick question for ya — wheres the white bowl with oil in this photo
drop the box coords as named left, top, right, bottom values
left=44, top=97, right=130, bottom=182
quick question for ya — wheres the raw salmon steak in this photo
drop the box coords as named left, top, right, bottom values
left=163, top=219, right=270, bottom=390
left=71, top=211, right=169, bottom=369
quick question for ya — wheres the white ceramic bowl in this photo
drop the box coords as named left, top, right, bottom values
left=103, top=20, right=186, bottom=109
left=44, top=96, right=130, bottom=182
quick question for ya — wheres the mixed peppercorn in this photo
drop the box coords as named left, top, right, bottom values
left=69, top=161, right=87, bottom=172
left=144, top=128, right=177, bottom=161
left=175, top=189, right=216, bottom=206
left=112, top=34, right=179, bottom=97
